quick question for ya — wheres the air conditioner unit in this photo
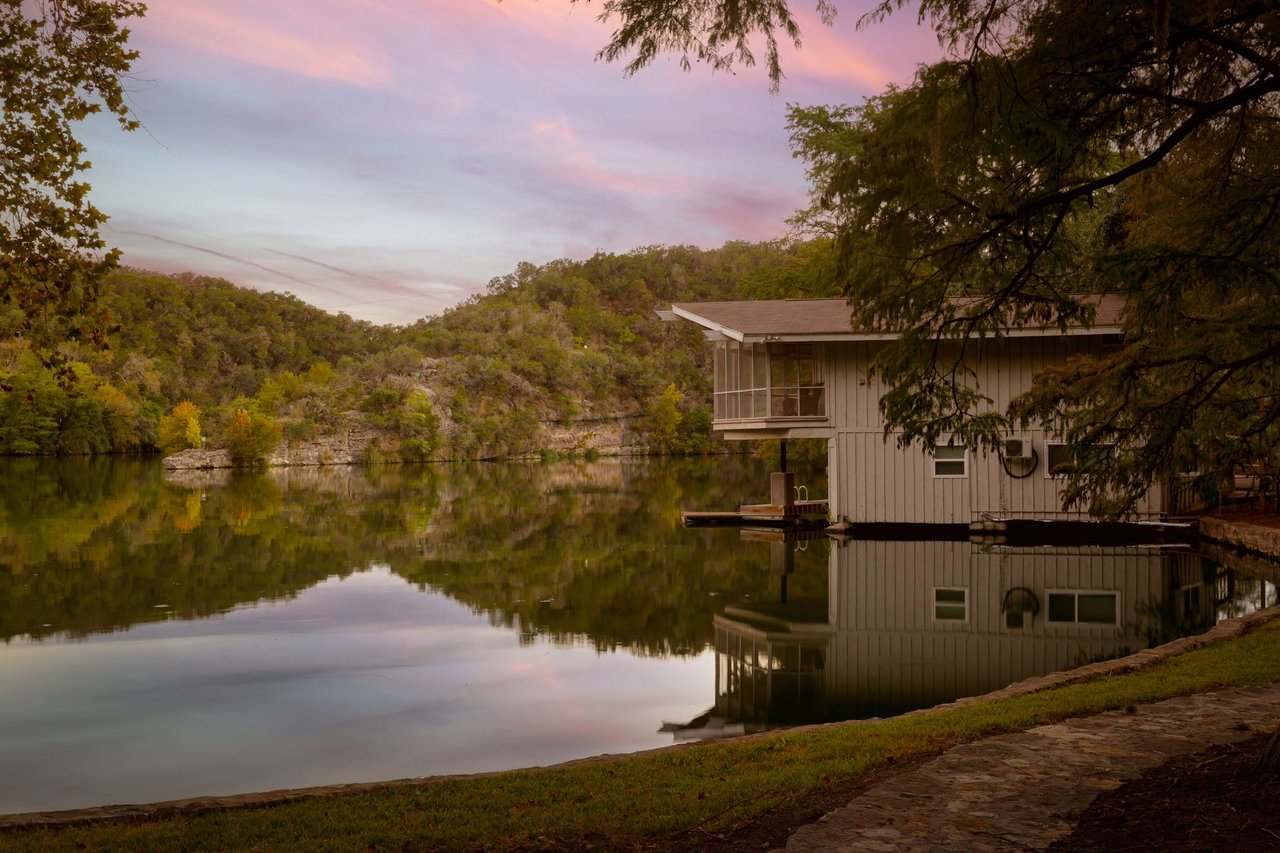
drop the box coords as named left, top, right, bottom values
left=1003, top=437, right=1034, bottom=460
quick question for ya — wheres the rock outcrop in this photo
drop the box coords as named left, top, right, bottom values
left=162, top=417, right=649, bottom=470
left=538, top=416, right=647, bottom=457
left=162, top=427, right=378, bottom=470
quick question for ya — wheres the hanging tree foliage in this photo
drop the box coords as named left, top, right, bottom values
left=0, top=0, right=145, bottom=375
left=581, top=0, right=1280, bottom=517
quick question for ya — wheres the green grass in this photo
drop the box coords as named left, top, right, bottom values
left=6, top=622, right=1280, bottom=852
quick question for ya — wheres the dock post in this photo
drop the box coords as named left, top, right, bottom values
left=771, top=471, right=795, bottom=513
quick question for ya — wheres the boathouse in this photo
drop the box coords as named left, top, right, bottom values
left=670, top=296, right=1172, bottom=524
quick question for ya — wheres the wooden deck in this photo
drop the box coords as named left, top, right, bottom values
left=682, top=510, right=829, bottom=529
left=822, top=518, right=1199, bottom=546
left=682, top=499, right=830, bottom=529
left=737, top=499, right=830, bottom=518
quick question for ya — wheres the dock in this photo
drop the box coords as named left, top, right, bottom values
left=682, top=507, right=829, bottom=529
left=682, top=471, right=1201, bottom=547
left=682, top=472, right=829, bottom=529
left=822, top=517, right=1200, bottom=547
left=967, top=518, right=1198, bottom=547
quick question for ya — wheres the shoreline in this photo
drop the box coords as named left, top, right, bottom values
left=6, top=596, right=1278, bottom=832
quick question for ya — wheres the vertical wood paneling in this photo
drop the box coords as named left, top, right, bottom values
left=820, top=333, right=1161, bottom=522
left=826, top=541, right=1175, bottom=706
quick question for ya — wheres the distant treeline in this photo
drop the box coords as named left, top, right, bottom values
left=0, top=240, right=838, bottom=460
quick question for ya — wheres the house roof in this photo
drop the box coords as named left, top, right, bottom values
left=670, top=295, right=1126, bottom=343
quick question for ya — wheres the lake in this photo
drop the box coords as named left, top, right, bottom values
left=0, top=456, right=1273, bottom=814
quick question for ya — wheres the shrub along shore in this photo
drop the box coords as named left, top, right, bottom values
left=3, top=606, right=1279, bottom=852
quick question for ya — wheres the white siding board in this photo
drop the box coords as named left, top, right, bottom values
left=828, top=632, right=1137, bottom=710
left=833, top=423, right=1164, bottom=522
left=815, top=332, right=1161, bottom=523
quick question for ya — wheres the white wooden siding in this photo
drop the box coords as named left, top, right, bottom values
left=822, top=541, right=1182, bottom=708
left=819, top=338, right=1165, bottom=522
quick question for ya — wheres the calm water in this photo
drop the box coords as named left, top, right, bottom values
left=0, top=456, right=1273, bottom=814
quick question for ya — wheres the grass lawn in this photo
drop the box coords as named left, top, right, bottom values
left=4, top=621, right=1280, bottom=852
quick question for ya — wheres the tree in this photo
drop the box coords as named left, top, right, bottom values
left=648, top=383, right=684, bottom=452
left=223, top=408, right=281, bottom=465
left=0, top=357, right=64, bottom=454
left=399, top=389, right=441, bottom=461
left=585, top=1, right=1280, bottom=517
left=1, top=1, right=146, bottom=373
left=157, top=400, right=202, bottom=454
left=578, top=0, right=836, bottom=92
left=738, top=237, right=841, bottom=300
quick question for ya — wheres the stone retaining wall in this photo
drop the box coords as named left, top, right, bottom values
left=1199, top=515, right=1280, bottom=561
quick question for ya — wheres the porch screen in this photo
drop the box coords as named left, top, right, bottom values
left=713, top=342, right=825, bottom=421
left=769, top=344, right=825, bottom=417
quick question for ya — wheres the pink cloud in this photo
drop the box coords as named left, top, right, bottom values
left=484, top=0, right=605, bottom=47
left=783, top=4, right=944, bottom=91
left=545, top=160, right=671, bottom=197
left=783, top=25, right=896, bottom=89
left=536, top=154, right=670, bottom=199
left=522, top=115, right=667, bottom=196
left=144, top=1, right=393, bottom=87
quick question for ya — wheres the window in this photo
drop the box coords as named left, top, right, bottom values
left=769, top=344, right=826, bottom=417
left=933, top=587, right=968, bottom=621
left=713, top=340, right=763, bottom=420
left=1046, top=443, right=1075, bottom=477
left=1047, top=591, right=1118, bottom=625
left=712, top=341, right=825, bottom=421
left=1047, top=442, right=1116, bottom=477
left=933, top=444, right=967, bottom=477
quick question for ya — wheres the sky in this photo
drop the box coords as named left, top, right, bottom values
left=81, top=1, right=940, bottom=325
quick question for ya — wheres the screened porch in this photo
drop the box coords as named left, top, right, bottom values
left=711, top=340, right=827, bottom=424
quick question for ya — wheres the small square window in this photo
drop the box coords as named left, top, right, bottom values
left=1077, top=594, right=1117, bottom=624
left=933, top=587, right=968, bottom=621
left=1046, top=443, right=1075, bottom=477
left=933, top=445, right=967, bottom=477
left=1047, top=593, right=1076, bottom=622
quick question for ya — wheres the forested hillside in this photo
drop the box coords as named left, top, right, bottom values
left=0, top=240, right=837, bottom=460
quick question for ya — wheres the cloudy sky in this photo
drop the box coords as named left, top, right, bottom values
left=81, top=1, right=939, bottom=324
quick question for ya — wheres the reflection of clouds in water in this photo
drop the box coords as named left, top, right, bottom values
left=0, top=565, right=713, bottom=812
left=0, top=455, right=814, bottom=813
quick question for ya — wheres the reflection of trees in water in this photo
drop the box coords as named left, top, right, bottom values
left=389, top=458, right=827, bottom=657
left=0, top=461, right=388, bottom=641
left=0, top=457, right=828, bottom=653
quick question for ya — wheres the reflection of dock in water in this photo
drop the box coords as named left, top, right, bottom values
left=661, top=596, right=831, bottom=740
left=683, top=471, right=829, bottom=529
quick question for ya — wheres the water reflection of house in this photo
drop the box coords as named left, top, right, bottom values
left=669, top=297, right=1178, bottom=522
left=704, top=541, right=1220, bottom=731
